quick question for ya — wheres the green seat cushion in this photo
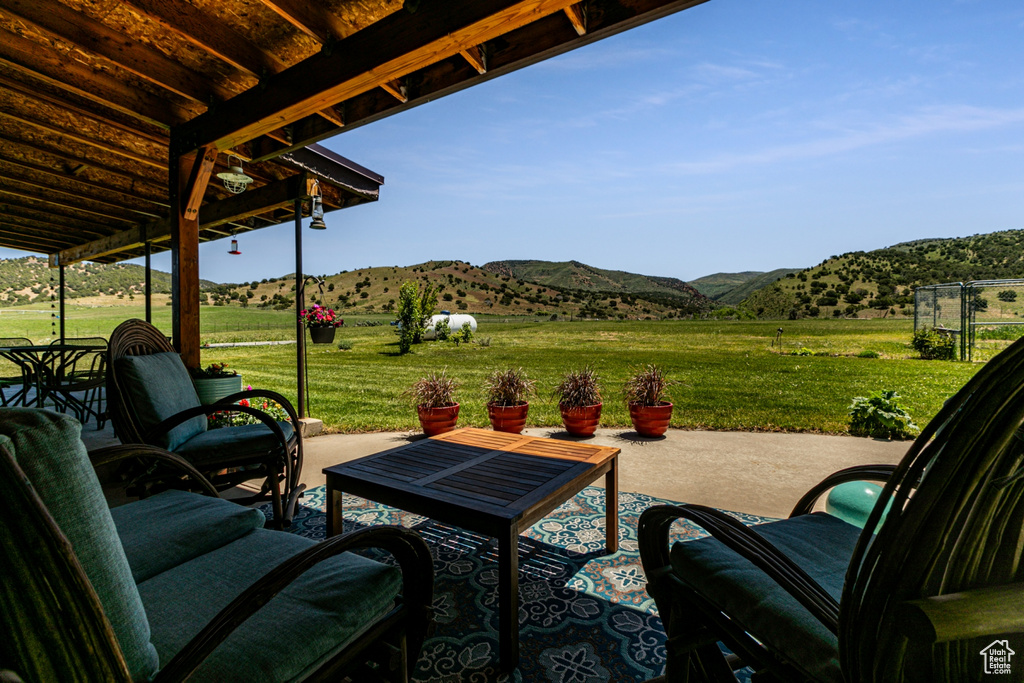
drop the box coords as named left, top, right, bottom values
left=825, top=481, right=893, bottom=529
left=111, top=489, right=265, bottom=583
left=115, top=352, right=206, bottom=450
left=0, top=408, right=159, bottom=680
left=138, top=528, right=402, bottom=682
left=671, top=512, right=862, bottom=683
left=175, top=420, right=294, bottom=467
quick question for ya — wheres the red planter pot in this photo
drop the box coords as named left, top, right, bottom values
left=628, top=402, right=673, bottom=437
left=417, top=404, right=460, bottom=436
left=560, top=403, right=603, bottom=437
left=487, top=402, right=529, bottom=434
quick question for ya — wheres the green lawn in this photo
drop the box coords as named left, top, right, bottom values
left=1, top=306, right=986, bottom=435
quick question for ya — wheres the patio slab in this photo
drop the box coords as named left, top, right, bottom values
left=80, top=421, right=909, bottom=519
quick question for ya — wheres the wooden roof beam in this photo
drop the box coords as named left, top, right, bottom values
left=0, top=28, right=191, bottom=128
left=0, top=111, right=165, bottom=170
left=0, top=206, right=112, bottom=237
left=175, top=0, right=583, bottom=154
left=0, top=224, right=75, bottom=249
left=57, top=173, right=312, bottom=265
left=460, top=45, right=488, bottom=74
left=0, top=230, right=73, bottom=253
left=564, top=3, right=586, bottom=34
left=0, top=186, right=138, bottom=225
left=0, top=0, right=233, bottom=104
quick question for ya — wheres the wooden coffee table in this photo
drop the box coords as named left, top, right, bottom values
left=323, top=427, right=620, bottom=670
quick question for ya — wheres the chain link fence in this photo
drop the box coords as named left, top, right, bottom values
left=916, top=280, right=1024, bottom=361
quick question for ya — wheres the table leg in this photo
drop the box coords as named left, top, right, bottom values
left=605, top=457, right=618, bottom=554
left=497, top=524, right=520, bottom=670
left=327, top=486, right=343, bottom=537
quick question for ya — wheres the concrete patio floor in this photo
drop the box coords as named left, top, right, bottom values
left=83, top=423, right=909, bottom=519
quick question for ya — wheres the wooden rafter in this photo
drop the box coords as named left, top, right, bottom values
left=564, top=3, right=586, bottom=35
left=0, top=186, right=137, bottom=224
left=0, top=206, right=112, bottom=237
left=460, top=45, right=488, bottom=74
left=0, top=0, right=233, bottom=105
left=0, top=224, right=74, bottom=249
left=0, top=132, right=165, bottom=190
left=0, top=155, right=167, bottom=209
left=380, top=80, right=408, bottom=104
left=120, top=0, right=286, bottom=78
left=0, top=111, right=165, bottom=170
left=258, top=0, right=347, bottom=45
left=0, top=28, right=192, bottom=128
left=175, top=0, right=584, bottom=154
left=0, top=167, right=162, bottom=218
left=0, top=73, right=168, bottom=146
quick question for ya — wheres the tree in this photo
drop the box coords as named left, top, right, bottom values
left=395, top=281, right=420, bottom=354
left=998, top=290, right=1017, bottom=302
left=415, top=281, right=440, bottom=344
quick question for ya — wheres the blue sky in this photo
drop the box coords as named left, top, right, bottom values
left=6, top=0, right=1024, bottom=284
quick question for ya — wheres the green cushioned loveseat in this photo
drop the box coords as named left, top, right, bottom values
left=0, top=408, right=433, bottom=682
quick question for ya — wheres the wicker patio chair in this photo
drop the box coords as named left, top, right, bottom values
left=0, top=408, right=433, bottom=683
left=106, top=319, right=304, bottom=526
left=639, top=336, right=1024, bottom=682
left=0, top=337, right=33, bottom=407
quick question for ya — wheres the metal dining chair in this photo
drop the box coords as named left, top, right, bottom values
left=46, top=337, right=108, bottom=428
left=0, top=337, right=34, bottom=407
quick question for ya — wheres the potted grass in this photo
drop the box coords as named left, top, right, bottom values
left=407, top=369, right=460, bottom=436
left=553, top=366, right=603, bottom=437
left=484, top=367, right=535, bottom=434
left=189, top=362, right=242, bottom=405
left=624, top=364, right=675, bottom=437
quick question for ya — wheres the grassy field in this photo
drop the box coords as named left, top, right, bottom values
left=1, top=305, right=988, bottom=434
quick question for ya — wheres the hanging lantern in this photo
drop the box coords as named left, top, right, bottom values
left=309, top=178, right=327, bottom=230
left=216, top=155, right=253, bottom=194
left=228, top=238, right=241, bottom=255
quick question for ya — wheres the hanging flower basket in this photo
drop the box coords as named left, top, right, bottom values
left=309, top=326, right=336, bottom=344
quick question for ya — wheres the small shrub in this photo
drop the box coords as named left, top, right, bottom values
left=452, top=321, right=473, bottom=345
left=911, top=328, right=956, bottom=360
left=790, top=347, right=813, bottom=356
left=856, top=350, right=880, bottom=358
left=483, top=367, right=535, bottom=406
left=477, top=336, right=492, bottom=347
left=433, top=317, right=451, bottom=341
left=336, top=339, right=353, bottom=351
left=849, top=390, right=918, bottom=439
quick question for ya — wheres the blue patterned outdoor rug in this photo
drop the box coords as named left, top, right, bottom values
left=261, top=486, right=772, bottom=683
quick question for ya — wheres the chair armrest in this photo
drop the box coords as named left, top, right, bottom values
left=215, top=389, right=300, bottom=425
left=897, top=583, right=1024, bottom=644
left=152, top=525, right=434, bottom=682
left=143, top=404, right=290, bottom=450
left=638, top=504, right=840, bottom=634
left=789, top=464, right=899, bottom=517
left=88, top=445, right=219, bottom=497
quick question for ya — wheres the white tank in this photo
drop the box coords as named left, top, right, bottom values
left=424, top=312, right=477, bottom=340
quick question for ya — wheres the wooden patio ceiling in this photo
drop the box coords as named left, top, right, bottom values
left=0, top=0, right=709, bottom=363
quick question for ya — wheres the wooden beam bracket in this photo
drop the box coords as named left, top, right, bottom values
left=564, top=3, right=587, bottom=35
left=460, top=45, right=488, bottom=74
left=181, top=146, right=217, bottom=221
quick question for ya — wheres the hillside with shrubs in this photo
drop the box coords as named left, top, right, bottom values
left=740, top=229, right=1024, bottom=320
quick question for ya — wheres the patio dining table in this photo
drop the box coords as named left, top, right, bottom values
left=0, top=344, right=105, bottom=414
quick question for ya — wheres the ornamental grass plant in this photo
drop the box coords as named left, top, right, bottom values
left=623, top=364, right=675, bottom=406
left=483, top=367, right=535, bottom=407
left=553, top=367, right=603, bottom=408
left=406, top=369, right=459, bottom=409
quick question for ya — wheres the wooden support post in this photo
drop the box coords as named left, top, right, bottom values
left=171, top=144, right=215, bottom=368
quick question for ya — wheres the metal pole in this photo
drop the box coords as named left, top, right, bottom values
left=294, top=199, right=306, bottom=419
left=59, top=263, right=65, bottom=342
left=144, top=241, right=152, bottom=323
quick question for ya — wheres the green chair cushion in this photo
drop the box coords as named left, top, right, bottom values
left=175, top=420, right=294, bottom=467
left=0, top=408, right=159, bottom=680
left=111, top=489, right=266, bottom=583
left=825, top=480, right=893, bottom=529
left=138, top=528, right=402, bottom=682
left=115, top=352, right=206, bottom=450
left=671, top=512, right=862, bottom=683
